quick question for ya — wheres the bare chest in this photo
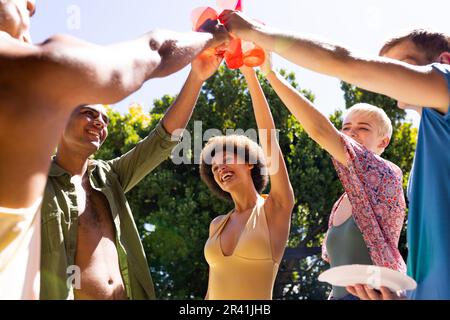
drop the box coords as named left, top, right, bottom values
left=73, top=178, right=126, bottom=300
left=77, top=188, right=115, bottom=237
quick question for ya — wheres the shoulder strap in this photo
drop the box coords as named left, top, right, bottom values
left=210, top=210, right=233, bottom=238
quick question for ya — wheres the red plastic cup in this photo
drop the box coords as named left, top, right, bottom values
left=224, top=38, right=244, bottom=69
left=217, top=0, right=242, bottom=12
left=243, top=48, right=265, bottom=67
left=191, top=7, right=218, bottom=31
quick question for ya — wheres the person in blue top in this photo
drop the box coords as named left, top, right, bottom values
left=220, top=10, right=450, bottom=300
left=377, top=33, right=450, bottom=300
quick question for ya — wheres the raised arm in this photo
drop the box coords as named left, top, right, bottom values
left=261, top=54, right=347, bottom=165
left=162, top=50, right=223, bottom=135
left=240, top=67, right=294, bottom=213
left=110, top=50, right=223, bottom=192
left=0, top=27, right=228, bottom=109
left=220, top=11, right=449, bottom=114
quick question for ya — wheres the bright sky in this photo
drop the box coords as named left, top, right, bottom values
left=31, top=0, right=450, bottom=127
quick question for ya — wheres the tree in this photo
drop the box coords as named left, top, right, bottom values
left=96, top=67, right=417, bottom=300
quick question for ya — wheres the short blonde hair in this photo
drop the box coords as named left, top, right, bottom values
left=343, top=103, right=393, bottom=139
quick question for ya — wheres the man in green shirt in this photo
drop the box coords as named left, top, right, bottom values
left=40, top=51, right=223, bottom=300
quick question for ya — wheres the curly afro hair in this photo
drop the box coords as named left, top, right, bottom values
left=199, top=135, right=269, bottom=202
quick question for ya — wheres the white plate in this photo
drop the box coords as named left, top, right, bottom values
left=318, top=264, right=417, bottom=292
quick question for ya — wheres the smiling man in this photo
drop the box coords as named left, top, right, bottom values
left=40, top=49, right=223, bottom=300
left=43, top=104, right=136, bottom=300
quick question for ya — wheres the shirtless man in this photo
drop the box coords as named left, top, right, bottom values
left=41, top=50, right=223, bottom=300
left=0, top=0, right=227, bottom=299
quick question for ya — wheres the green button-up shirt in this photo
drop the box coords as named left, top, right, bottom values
left=40, top=122, right=178, bottom=300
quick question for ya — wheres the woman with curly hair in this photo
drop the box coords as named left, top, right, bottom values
left=200, top=67, right=295, bottom=300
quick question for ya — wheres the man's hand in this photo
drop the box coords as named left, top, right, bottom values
left=161, top=48, right=222, bottom=135
left=191, top=49, right=223, bottom=82
left=346, top=285, right=407, bottom=300
left=219, top=10, right=264, bottom=41
left=198, top=19, right=230, bottom=50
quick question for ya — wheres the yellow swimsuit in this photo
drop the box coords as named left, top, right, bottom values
left=0, top=198, right=42, bottom=300
left=204, top=195, right=279, bottom=300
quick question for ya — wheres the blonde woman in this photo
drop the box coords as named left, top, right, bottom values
left=261, top=54, right=406, bottom=300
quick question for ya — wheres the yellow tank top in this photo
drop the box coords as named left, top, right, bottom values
left=204, top=195, right=279, bottom=300
left=0, top=198, right=42, bottom=300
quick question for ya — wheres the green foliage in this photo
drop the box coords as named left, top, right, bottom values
left=95, top=67, right=417, bottom=300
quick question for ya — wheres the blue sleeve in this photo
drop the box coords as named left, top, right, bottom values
left=432, top=63, right=450, bottom=89
left=429, top=63, right=450, bottom=119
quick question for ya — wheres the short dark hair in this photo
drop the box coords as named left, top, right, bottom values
left=380, top=28, right=450, bottom=63
left=199, top=135, right=268, bottom=202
